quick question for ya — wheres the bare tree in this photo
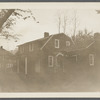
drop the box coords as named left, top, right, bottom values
left=58, top=16, right=61, bottom=33
left=73, top=11, right=77, bottom=40
left=62, top=14, right=67, bottom=34
left=56, top=10, right=68, bottom=34
left=72, top=10, right=78, bottom=42
left=56, top=13, right=62, bottom=33
left=75, top=28, right=94, bottom=49
left=71, top=10, right=79, bottom=44
left=56, top=10, right=79, bottom=44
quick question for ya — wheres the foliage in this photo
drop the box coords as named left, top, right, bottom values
left=74, top=28, right=94, bottom=49
left=0, top=9, right=36, bottom=40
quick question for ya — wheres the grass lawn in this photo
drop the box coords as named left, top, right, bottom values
left=0, top=67, right=100, bottom=92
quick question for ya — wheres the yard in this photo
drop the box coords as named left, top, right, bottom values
left=0, top=65, right=100, bottom=92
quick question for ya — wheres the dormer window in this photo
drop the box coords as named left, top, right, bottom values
left=66, top=41, right=70, bottom=46
left=29, top=44, right=34, bottom=52
left=55, top=39, right=59, bottom=48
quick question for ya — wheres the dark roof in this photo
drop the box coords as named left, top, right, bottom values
left=0, top=47, right=13, bottom=56
left=18, top=33, right=71, bottom=47
left=60, top=41, right=96, bottom=56
left=60, top=48, right=86, bottom=56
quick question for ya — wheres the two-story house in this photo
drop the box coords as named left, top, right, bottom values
left=16, top=33, right=74, bottom=76
left=62, top=32, right=100, bottom=78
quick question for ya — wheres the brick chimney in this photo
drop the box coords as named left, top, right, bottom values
left=44, top=32, right=49, bottom=38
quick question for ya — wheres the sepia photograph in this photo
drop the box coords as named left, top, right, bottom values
left=0, top=3, right=100, bottom=96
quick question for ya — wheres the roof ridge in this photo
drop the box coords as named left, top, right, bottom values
left=18, top=33, right=71, bottom=49
left=18, top=35, right=51, bottom=46
left=86, top=41, right=95, bottom=48
left=40, top=35, right=53, bottom=50
left=40, top=33, right=70, bottom=50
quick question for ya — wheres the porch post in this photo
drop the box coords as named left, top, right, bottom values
left=54, top=56, right=57, bottom=73
left=62, top=57, right=65, bottom=72
left=17, top=60, right=19, bottom=73
left=25, top=57, right=27, bottom=75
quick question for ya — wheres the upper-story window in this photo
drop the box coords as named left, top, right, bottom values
left=3, top=56, right=5, bottom=61
left=66, top=41, right=70, bottom=46
left=55, top=39, right=59, bottom=48
left=20, top=47, right=24, bottom=53
left=29, top=44, right=34, bottom=52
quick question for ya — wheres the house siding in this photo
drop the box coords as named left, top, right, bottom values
left=16, top=33, right=74, bottom=76
left=0, top=48, right=15, bottom=72
left=40, top=34, right=73, bottom=74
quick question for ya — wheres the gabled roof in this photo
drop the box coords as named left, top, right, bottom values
left=18, top=33, right=72, bottom=50
left=40, top=33, right=71, bottom=50
left=86, top=41, right=95, bottom=48
left=0, top=47, right=13, bottom=56
left=59, top=40, right=96, bottom=56
left=18, top=35, right=51, bottom=46
left=40, top=35, right=53, bottom=50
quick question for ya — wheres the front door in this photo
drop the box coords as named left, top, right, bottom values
left=56, top=53, right=64, bottom=72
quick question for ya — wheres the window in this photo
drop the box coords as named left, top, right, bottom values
left=29, top=44, right=34, bottom=52
left=48, top=56, right=53, bottom=67
left=20, top=47, right=24, bottom=53
left=89, top=54, right=94, bottom=66
left=55, top=39, right=59, bottom=48
left=22, top=47, right=24, bottom=53
left=20, top=47, right=22, bottom=53
left=29, top=44, right=31, bottom=52
left=66, top=41, right=70, bottom=46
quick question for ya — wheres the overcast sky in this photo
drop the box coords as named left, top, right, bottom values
left=1, top=3, right=100, bottom=50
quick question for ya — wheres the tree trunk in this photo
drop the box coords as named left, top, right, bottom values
left=0, top=9, right=15, bottom=28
